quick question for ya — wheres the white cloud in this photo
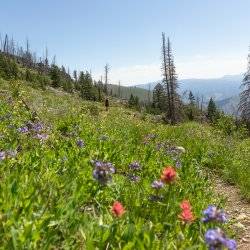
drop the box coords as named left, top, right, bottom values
left=92, top=54, right=246, bottom=86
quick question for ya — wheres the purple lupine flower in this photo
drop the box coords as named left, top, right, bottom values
left=76, top=139, right=85, bottom=148
left=205, top=228, right=236, bottom=250
left=31, top=122, right=44, bottom=132
left=224, top=239, right=237, bottom=250
left=202, top=205, right=227, bottom=223
left=128, top=161, right=141, bottom=171
left=151, top=180, right=164, bottom=189
left=91, top=160, right=116, bottom=184
left=205, top=228, right=225, bottom=249
left=0, top=151, right=6, bottom=161
left=127, top=174, right=140, bottom=182
left=17, top=126, right=29, bottom=133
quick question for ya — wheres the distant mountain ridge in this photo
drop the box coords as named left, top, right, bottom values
left=134, top=74, right=243, bottom=101
left=134, top=74, right=243, bottom=114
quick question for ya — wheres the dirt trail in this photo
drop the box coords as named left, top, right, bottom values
left=212, top=177, right=250, bottom=250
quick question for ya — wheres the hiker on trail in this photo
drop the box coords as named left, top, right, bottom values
left=105, top=98, right=109, bottom=111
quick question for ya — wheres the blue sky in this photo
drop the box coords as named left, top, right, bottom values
left=1, top=0, right=249, bottom=85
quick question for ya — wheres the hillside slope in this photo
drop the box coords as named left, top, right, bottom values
left=0, top=78, right=249, bottom=249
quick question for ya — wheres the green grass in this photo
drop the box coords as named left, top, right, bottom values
left=0, top=78, right=248, bottom=249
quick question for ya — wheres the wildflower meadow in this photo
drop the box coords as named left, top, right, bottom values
left=0, top=79, right=248, bottom=249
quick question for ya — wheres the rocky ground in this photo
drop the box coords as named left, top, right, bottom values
left=212, top=177, right=250, bottom=250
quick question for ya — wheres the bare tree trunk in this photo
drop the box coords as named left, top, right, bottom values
left=104, top=64, right=110, bottom=95
left=162, top=33, right=172, bottom=122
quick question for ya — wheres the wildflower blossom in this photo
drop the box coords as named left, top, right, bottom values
left=151, top=180, right=164, bottom=189
left=161, top=166, right=176, bottom=183
left=205, top=228, right=236, bottom=250
left=175, top=160, right=182, bottom=168
left=180, top=200, right=192, bottom=210
left=127, top=174, right=140, bottom=182
left=224, top=239, right=237, bottom=250
left=18, top=121, right=46, bottom=134
left=76, top=139, right=85, bottom=148
left=111, top=201, right=125, bottom=217
left=179, top=200, right=195, bottom=222
left=17, top=126, right=29, bottom=133
left=202, top=205, right=227, bottom=223
left=91, top=160, right=115, bottom=184
left=0, top=151, right=6, bottom=161
left=31, top=122, right=44, bottom=132
left=35, top=133, right=49, bottom=141
left=128, top=161, right=141, bottom=171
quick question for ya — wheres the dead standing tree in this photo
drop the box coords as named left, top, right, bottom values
left=104, top=63, right=110, bottom=95
left=161, top=33, right=180, bottom=124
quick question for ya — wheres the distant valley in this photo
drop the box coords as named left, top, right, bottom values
left=134, top=74, right=243, bottom=114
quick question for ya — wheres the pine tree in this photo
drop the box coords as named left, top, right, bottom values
left=73, top=70, right=78, bottom=82
left=207, top=97, right=217, bottom=122
left=79, top=71, right=94, bottom=100
left=128, top=94, right=134, bottom=107
left=49, top=65, right=61, bottom=88
left=239, top=50, right=250, bottom=122
left=152, top=83, right=166, bottom=111
left=188, top=91, right=195, bottom=105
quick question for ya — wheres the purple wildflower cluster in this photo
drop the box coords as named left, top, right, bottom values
left=156, top=143, right=184, bottom=168
left=35, top=133, right=49, bottom=141
left=17, top=126, right=29, bottom=133
left=151, top=180, right=164, bottom=189
left=127, top=174, right=140, bottom=182
left=0, top=151, right=6, bottom=161
left=205, top=228, right=236, bottom=250
left=149, top=180, right=165, bottom=201
left=202, top=205, right=227, bottom=223
left=18, top=121, right=44, bottom=133
left=91, top=160, right=116, bottom=184
left=126, top=161, right=141, bottom=183
left=76, top=139, right=85, bottom=148
left=17, top=121, right=49, bottom=141
left=128, top=161, right=141, bottom=171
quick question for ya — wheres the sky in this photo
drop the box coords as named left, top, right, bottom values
left=0, top=0, right=249, bottom=85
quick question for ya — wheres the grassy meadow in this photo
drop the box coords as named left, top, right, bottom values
left=0, top=78, right=249, bottom=249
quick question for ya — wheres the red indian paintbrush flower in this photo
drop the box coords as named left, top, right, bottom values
left=111, top=201, right=125, bottom=217
left=180, top=200, right=192, bottom=210
left=179, top=200, right=195, bottom=222
left=161, top=166, right=176, bottom=184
